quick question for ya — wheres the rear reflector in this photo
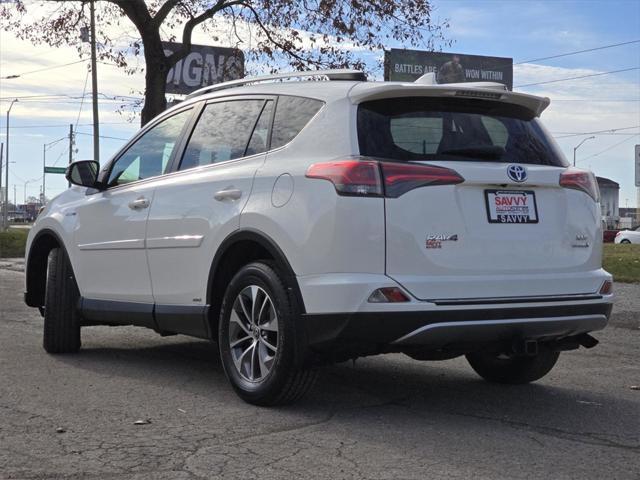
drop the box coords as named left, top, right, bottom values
left=368, top=287, right=410, bottom=303
left=599, top=280, right=613, bottom=295
left=559, top=169, right=600, bottom=201
left=306, top=158, right=463, bottom=198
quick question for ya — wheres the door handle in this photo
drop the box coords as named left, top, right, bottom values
left=214, top=188, right=242, bottom=202
left=128, top=197, right=150, bottom=210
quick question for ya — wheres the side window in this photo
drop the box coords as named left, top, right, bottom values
left=270, top=96, right=324, bottom=149
left=246, top=100, right=274, bottom=156
left=179, top=100, right=265, bottom=170
left=107, top=109, right=192, bottom=186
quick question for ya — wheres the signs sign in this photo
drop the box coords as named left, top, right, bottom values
left=384, top=49, right=513, bottom=90
left=163, top=42, right=244, bottom=95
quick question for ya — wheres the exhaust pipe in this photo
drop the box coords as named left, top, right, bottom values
left=576, top=333, right=599, bottom=349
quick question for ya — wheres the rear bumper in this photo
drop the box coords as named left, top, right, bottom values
left=302, top=302, right=612, bottom=353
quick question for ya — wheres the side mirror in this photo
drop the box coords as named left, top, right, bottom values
left=66, top=160, right=100, bottom=188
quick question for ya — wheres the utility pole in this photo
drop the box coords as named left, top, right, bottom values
left=90, top=0, right=100, bottom=164
left=4, top=99, right=18, bottom=230
left=68, top=124, right=74, bottom=188
left=0, top=143, right=3, bottom=226
left=42, top=144, right=46, bottom=204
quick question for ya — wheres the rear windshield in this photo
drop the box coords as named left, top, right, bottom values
left=357, top=97, right=568, bottom=167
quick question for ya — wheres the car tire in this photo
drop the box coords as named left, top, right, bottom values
left=218, top=261, right=316, bottom=406
left=43, top=248, right=81, bottom=354
left=466, top=350, right=560, bottom=384
left=620, top=239, right=631, bottom=244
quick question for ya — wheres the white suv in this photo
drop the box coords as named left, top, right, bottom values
left=25, top=70, right=613, bottom=405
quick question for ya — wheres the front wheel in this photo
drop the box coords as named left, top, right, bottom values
left=43, top=248, right=81, bottom=354
left=466, top=350, right=560, bottom=384
left=620, top=239, right=631, bottom=244
left=218, top=261, right=316, bottom=406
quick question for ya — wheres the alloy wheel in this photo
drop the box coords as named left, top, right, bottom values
left=229, top=285, right=279, bottom=383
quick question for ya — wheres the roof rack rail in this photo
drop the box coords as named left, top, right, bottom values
left=185, top=69, right=367, bottom=99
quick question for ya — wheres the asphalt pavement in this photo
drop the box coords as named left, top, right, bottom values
left=0, top=267, right=638, bottom=479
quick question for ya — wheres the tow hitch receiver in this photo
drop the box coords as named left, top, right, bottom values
left=513, top=339, right=538, bottom=356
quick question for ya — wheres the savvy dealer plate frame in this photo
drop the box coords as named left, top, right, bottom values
left=484, top=189, right=539, bottom=224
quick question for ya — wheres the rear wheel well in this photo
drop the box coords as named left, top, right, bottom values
left=25, top=231, right=61, bottom=307
left=208, top=240, right=274, bottom=338
left=207, top=232, right=303, bottom=341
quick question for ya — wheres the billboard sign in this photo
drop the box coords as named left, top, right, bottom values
left=635, top=145, right=640, bottom=187
left=163, top=42, right=244, bottom=95
left=384, top=49, right=513, bottom=90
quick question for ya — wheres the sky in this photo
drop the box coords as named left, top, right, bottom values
left=0, top=0, right=639, bottom=207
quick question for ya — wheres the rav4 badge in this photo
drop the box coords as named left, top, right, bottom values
left=426, top=234, right=458, bottom=249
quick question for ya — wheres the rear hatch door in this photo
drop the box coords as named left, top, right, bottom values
left=358, top=96, right=602, bottom=301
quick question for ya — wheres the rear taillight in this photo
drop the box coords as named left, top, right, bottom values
left=306, top=158, right=464, bottom=198
left=305, top=160, right=382, bottom=196
left=559, top=169, right=600, bottom=201
left=381, top=162, right=464, bottom=198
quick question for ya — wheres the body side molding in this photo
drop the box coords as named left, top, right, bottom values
left=78, top=298, right=210, bottom=339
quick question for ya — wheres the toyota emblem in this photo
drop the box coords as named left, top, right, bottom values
left=507, top=164, right=527, bottom=183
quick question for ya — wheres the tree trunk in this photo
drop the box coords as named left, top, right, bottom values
left=141, top=61, right=168, bottom=126
left=140, top=33, right=170, bottom=127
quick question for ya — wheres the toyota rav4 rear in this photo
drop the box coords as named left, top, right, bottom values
left=300, top=83, right=613, bottom=383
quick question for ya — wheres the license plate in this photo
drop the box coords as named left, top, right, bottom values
left=484, top=190, right=538, bottom=224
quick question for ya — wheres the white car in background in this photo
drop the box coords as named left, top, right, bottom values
left=614, top=226, right=640, bottom=244
left=24, top=70, right=613, bottom=405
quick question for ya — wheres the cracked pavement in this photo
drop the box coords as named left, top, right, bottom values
left=1, top=268, right=639, bottom=479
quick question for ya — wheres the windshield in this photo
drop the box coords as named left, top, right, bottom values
left=357, top=97, right=568, bottom=167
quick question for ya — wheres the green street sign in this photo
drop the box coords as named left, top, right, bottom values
left=44, top=166, right=66, bottom=174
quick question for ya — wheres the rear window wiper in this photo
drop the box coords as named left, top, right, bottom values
left=438, top=146, right=505, bottom=159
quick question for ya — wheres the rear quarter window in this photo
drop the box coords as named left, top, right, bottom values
left=270, top=96, right=324, bottom=149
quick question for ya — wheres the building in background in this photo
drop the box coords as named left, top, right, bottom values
left=597, top=176, right=619, bottom=229
left=619, top=207, right=639, bottom=229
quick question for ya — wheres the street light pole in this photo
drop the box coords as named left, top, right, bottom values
left=89, top=0, right=100, bottom=164
left=573, top=136, right=596, bottom=167
left=4, top=99, right=18, bottom=230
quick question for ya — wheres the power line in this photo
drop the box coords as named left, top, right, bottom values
left=75, top=69, right=91, bottom=131
left=75, top=131, right=129, bottom=141
left=552, top=125, right=640, bottom=138
left=7, top=122, right=135, bottom=129
left=515, top=67, right=640, bottom=88
left=579, top=134, right=640, bottom=162
left=515, top=39, right=640, bottom=65
left=0, top=93, right=143, bottom=101
left=0, top=60, right=88, bottom=79
left=553, top=98, right=640, bottom=103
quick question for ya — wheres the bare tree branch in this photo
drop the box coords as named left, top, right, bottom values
left=153, top=0, right=181, bottom=27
